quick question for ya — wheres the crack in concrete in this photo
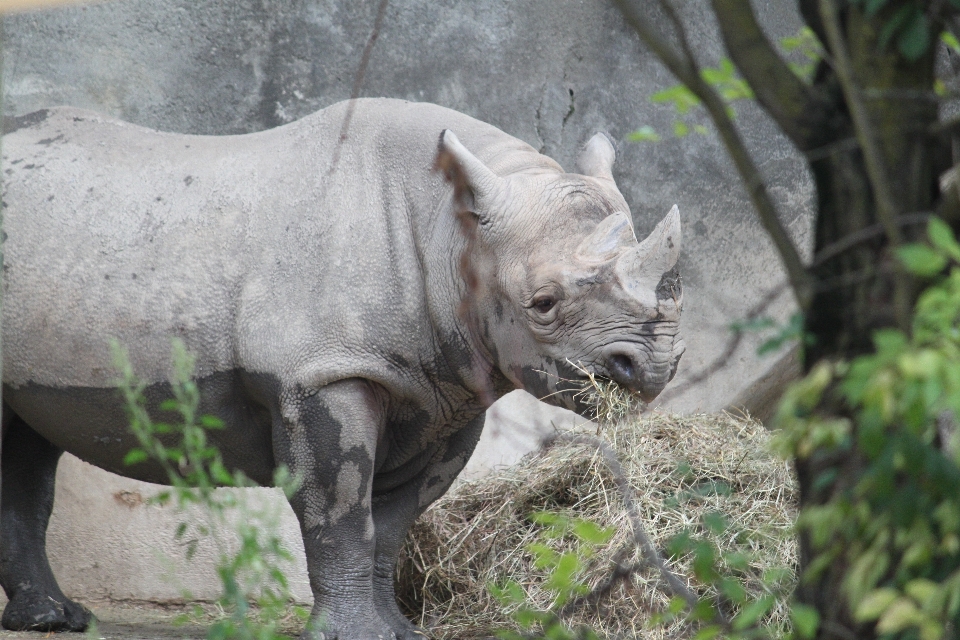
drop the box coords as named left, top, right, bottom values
left=561, top=87, right=575, bottom=135
left=534, top=93, right=546, bottom=154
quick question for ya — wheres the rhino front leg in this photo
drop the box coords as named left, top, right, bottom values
left=0, top=411, right=92, bottom=632
left=275, top=379, right=395, bottom=640
left=371, top=414, right=486, bottom=639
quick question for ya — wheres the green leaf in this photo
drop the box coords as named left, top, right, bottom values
left=489, top=579, right=526, bottom=605
left=928, top=217, right=960, bottom=262
left=668, top=595, right=687, bottom=614
left=864, top=0, right=889, bottom=14
left=571, top=519, right=615, bottom=545
left=530, top=511, right=564, bottom=527
left=791, top=604, right=820, bottom=639
left=651, top=85, right=700, bottom=114
left=898, top=11, right=931, bottom=61
left=691, top=625, right=722, bottom=640
left=855, top=588, right=899, bottom=622
left=123, top=449, right=149, bottom=466
left=702, top=511, right=728, bottom=535
left=200, top=415, right=225, bottom=429
left=717, top=577, right=747, bottom=604
left=729, top=315, right=777, bottom=333
left=674, top=120, right=690, bottom=137
left=943, top=31, right=960, bottom=54
left=880, top=5, right=918, bottom=51
left=876, top=598, right=922, bottom=634
left=627, top=126, right=661, bottom=143
left=898, top=244, right=947, bottom=276
left=904, top=578, right=938, bottom=607
left=528, top=542, right=558, bottom=569
left=732, top=595, right=775, bottom=630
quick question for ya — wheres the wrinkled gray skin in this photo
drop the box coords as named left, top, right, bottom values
left=0, top=98, right=683, bottom=639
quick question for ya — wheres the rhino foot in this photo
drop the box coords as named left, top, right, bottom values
left=299, top=630, right=398, bottom=640
left=375, top=603, right=427, bottom=639
left=1, top=588, right=93, bottom=632
left=300, top=617, right=401, bottom=640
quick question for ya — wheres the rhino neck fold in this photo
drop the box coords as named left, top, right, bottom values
left=417, top=194, right=510, bottom=408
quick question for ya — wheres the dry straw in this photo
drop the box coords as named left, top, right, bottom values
left=397, top=379, right=798, bottom=639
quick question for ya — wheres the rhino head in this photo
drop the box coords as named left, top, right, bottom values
left=440, top=130, right=684, bottom=414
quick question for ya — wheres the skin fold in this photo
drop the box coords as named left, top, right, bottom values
left=0, top=99, right=683, bottom=639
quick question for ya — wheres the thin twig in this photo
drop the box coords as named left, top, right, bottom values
left=323, top=0, right=390, bottom=181
left=544, top=433, right=717, bottom=623
left=803, top=136, right=860, bottom=163
left=559, top=550, right=642, bottom=618
left=710, top=0, right=834, bottom=151
left=657, top=281, right=789, bottom=404
left=812, top=212, right=931, bottom=267
left=614, top=0, right=813, bottom=309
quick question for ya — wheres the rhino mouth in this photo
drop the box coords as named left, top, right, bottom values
left=537, top=360, right=647, bottom=421
left=571, top=368, right=646, bottom=423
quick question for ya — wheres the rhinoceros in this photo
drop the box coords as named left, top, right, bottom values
left=0, top=98, right=683, bottom=639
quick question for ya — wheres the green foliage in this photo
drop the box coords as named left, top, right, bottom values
left=630, top=29, right=821, bottom=145
left=774, top=218, right=960, bottom=639
left=490, top=512, right=614, bottom=640
left=645, top=58, right=752, bottom=141
left=490, top=502, right=800, bottom=638
left=848, top=0, right=960, bottom=61
left=113, top=339, right=305, bottom=640
left=626, top=126, right=660, bottom=142
left=729, top=312, right=813, bottom=358
left=780, top=27, right=823, bottom=81
left=651, top=513, right=804, bottom=640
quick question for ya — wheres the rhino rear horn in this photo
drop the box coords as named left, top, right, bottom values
left=616, top=205, right=681, bottom=295
left=575, top=211, right=637, bottom=262
left=439, top=130, right=504, bottom=218
left=576, top=132, right=616, bottom=181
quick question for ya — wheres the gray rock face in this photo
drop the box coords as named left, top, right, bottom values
left=0, top=99, right=683, bottom=638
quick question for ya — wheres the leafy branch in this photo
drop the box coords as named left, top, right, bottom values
left=113, top=340, right=305, bottom=640
left=613, top=0, right=814, bottom=309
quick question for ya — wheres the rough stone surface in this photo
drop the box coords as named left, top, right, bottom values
left=2, top=0, right=811, bottom=605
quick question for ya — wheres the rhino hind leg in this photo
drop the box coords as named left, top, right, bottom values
left=0, top=410, right=93, bottom=632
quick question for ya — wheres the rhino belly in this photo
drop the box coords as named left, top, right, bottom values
left=3, top=369, right=276, bottom=486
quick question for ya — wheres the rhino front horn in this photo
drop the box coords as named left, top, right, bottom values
left=616, top=204, right=682, bottom=297
left=439, top=129, right=504, bottom=216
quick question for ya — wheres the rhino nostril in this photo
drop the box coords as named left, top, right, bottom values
left=607, top=353, right=636, bottom=385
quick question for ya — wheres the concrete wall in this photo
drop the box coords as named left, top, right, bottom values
left=2, top=0, right=812, bottom=605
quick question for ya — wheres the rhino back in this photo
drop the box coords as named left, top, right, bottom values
left=1, top=98, right=552, bottom=399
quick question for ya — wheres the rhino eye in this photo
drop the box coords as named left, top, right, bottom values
left=532, top=296, right=557, bottom=313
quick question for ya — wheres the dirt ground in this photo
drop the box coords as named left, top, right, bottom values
left=0, top=602, right=217, bottom=640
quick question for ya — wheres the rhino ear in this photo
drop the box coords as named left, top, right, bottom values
left=576, top=132, right=616, bottom=181
left=439, top=129, right=504, bottom=218
left=575, top=211, right=637, bottom=262
left=616, top=205, right=682, bottom=296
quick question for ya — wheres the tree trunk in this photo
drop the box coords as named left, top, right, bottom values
left=795, top=4, right=947, bottom=637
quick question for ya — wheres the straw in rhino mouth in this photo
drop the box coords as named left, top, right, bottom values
left=569, top=360, right=646, bottom=429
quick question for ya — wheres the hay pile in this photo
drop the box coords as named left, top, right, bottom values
left=396, top=413, right=798, bottom=639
